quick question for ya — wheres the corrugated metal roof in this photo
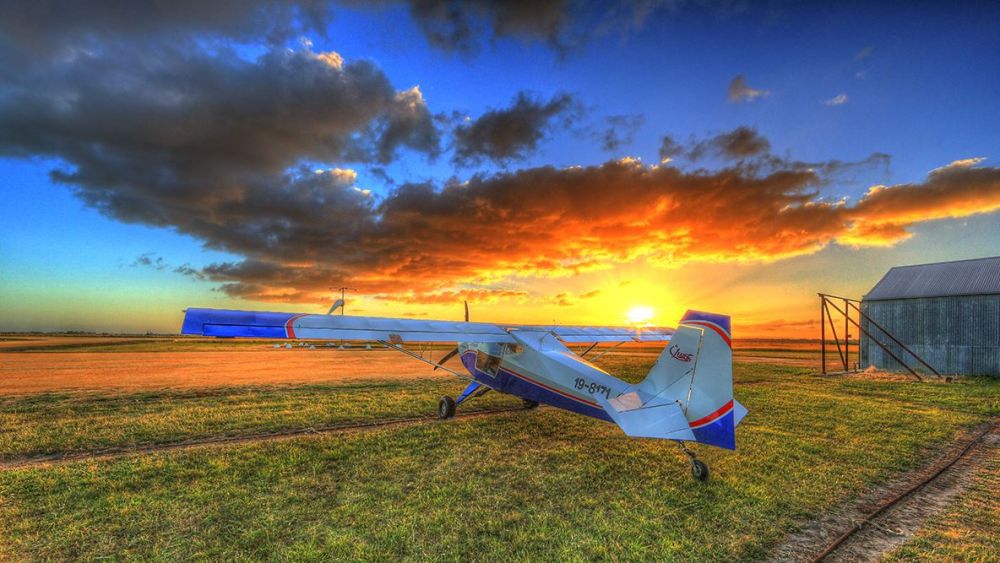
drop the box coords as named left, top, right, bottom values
left=865, top=256, right=1000, bottom=300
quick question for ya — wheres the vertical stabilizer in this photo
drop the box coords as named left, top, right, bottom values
left=678, top=310, right=736, bottom=449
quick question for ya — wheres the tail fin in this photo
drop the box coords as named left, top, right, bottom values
left=635, top=310, right=744, bottom=449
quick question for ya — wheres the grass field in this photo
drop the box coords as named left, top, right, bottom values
left=0, top=342, right=997, bottom=560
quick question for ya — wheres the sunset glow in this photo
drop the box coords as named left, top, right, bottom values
left=626, top=306, right=655, bottom=327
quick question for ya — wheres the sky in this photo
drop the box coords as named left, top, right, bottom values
left=1, top=0, right=999, bottom=337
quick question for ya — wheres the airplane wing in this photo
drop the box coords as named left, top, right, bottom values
left=181, top=308, right=674, bottom=344
left=181, top=308, right=516, bottom=343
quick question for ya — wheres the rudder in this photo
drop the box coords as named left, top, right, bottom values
left=680, top=310, right=736, bottom=449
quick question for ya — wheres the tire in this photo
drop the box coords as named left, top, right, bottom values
left=691, top=459, right=709, bottom=481
left=438, top=396, right=456, bottom=419
left=522, top=399, right=539, bottom=410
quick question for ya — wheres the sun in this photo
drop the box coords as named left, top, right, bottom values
left=625, top=306, right=655, bottom=326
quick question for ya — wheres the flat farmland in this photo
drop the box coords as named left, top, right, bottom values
left=0, top=349, right=456, bottom=394
left=0, top=335, right=825, bottom=396
left=0, top=336, right=996, bottom=560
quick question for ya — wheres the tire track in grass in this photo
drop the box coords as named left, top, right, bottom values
left=769, top=419, right=998, bottom=562
left=0, top=406, right=531, bottom=471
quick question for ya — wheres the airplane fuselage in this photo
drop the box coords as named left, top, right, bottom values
left=457, top=333, right=632, bottom=422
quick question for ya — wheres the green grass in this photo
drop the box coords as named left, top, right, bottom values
left=0, top=358, right=997, bottom=560
left=0, top=360, right=822, bottom=460
left=886, top=453, right=1000, bottom=561
left=0, top=379, right=521, bottom=460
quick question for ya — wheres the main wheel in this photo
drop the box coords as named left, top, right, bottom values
left=438, top=396, right=456, bottom=419
left=691, top=459, right=709, bottom=481
left=522, top=399, right=539, bottom=410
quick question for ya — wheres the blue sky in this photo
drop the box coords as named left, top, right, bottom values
left=1, top=1, right=998, bottom=334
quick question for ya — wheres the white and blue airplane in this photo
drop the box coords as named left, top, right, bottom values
left=181, top=306, right=746, bottom=480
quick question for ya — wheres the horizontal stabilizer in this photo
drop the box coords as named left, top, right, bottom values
left=594, top=391, right=695, bottom=441
left=733, top=400, right=748, bottom=426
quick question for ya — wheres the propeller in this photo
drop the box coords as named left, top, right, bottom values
left=434, top=300, right=468, bottom=370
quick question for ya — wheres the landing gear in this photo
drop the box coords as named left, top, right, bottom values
left=522, top=399, right=539, bottom=410
left=679, top=442, right=709, bottom=481
left=438, top=396, right=456, bottom=419
left=690, top=459, right=709, bottom=481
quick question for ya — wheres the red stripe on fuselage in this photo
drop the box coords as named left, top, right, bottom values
left=689, top=399, right=734, bottom=428
left=684, top=320, right=732, bottom=348
left=285, top=314, right=307, bottom=338
left=502, top=366, right=600, bottom=408
left=462, top=351, right=599, bottom=408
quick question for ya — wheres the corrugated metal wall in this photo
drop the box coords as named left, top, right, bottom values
left=860, top=295, right=1000, bottom=376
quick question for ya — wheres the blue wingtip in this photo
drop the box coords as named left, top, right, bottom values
left=180, top=308, right=297, bottom=338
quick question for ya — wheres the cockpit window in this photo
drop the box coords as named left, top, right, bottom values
left=476, top=343, right=506, bottom=376
left=502, top=343, right=522, bottom=355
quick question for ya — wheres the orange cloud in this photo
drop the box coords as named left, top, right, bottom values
left=174, top=143, right=999, bottom=305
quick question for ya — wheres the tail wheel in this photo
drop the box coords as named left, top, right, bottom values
left=522, top=399, right=539, bottom=410
left=691, top=459, right=709, bottom=481
left=438, top=396, right=456, bottom=419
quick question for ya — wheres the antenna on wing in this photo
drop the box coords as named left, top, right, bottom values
left=435, top=299, right=468, bottom=370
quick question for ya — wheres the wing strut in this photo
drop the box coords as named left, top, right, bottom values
left=376, top=340, right=472, bottom=380
left=588, top=340, right=626, bottom=361
left=579, top=341, right=600, bottom=357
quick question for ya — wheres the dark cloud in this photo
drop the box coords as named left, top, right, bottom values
left=0, top=0, right=333, bottom=54
left=452, top=92, right=579, bottom=165
left=399, top=0, right=573, bottom=53
left=130, top=252, right=166, bottom=270
left=174, top=264, right=207, bottom=281
left=658, top=136, right=686, bottom=163
left=0, top=42, right=440, bottom=232
left=660, top=127, right=771, bottom=162
left=727, top=74, right=769, bottom=103
left=0, top=0, right=581, bottom=58
left=392, top=1, right=762, bottom=55
left=0, top=0, right=760, bottom=62
left=599, top=114, right=645, bottom=152
left=659, top=128, right=887, bottom=179
left=667, top=126, right=772, bottom=161
left=703, top=126, right=771, bottom=159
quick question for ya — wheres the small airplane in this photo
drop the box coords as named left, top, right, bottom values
left=180, top=305, right=746, bottom=480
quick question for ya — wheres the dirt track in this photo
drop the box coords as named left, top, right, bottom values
left=0, top=406, right=529, bottom=470
left=768, top=421, right=999, bottom=562
left=0, top=350, right=456, bottom=394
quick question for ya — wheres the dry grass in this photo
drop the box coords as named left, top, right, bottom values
left=0, top=349, right=459, bottom=394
